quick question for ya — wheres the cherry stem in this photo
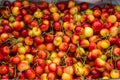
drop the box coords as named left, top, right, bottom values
left=83, top=51, right=88, bottom=66
left=110, top=46, right=113, bottom=61
left=41, top=32, right=46, bottom=37
left=16, top=71, right=22, bottom=80
left=32, top=62, right=38, bottom=68
left=77, top=43, right=81, bottom=55
left=66, top=46, right=71, bottom=54
left=114, top=56, right=117, bottom=69
left=60, top=20, right=64, bottom=33
left=61, top=56, right=66, bottom=66
left=38, top=19, right=42, bottom=26
left=0, top=61, right=8, bottom=64
left=50, top=21, right=54, bottom=35
left=14, top=65, right=17, bottom=78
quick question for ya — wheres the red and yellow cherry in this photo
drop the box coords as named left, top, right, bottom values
left=89, top=42, right=97, bottom=51
left=40, top=73, right=48, bottom=80
left=10, top=56, right=20, bottom=65
left=40, top=24, right=49, bottom=32
left=18, top=46, right=26, bottom=55
left=63, top=13, right=70, bottom=22
left=24, top=68, right=36, bottom=79
left=80, top=2, right=88, bottom=10
left=47, top=72, right=56, bottom=80
left=62, top=73, right=73, bottom=80
left=34, top=11, right=43, bottom=19
left=73, top=63, right=84, bottom=76
left=34, top=58, right=46, bottom=68
left=100, top=28, right=109, bottom=37
left=74, top=26, right=84, bottom=35
left=48, top=63, right=57, bottom=72
left=68, top=0, right=75, bottom=8
left=92, top=20, right=103, bottom=31
left=29, top=2, right=37, bottom=12
left=71, top=34, right=80, bottom=44
left=53, top=21, right=61, bottom=31
left=100, top=40, right=110, bottom=49
left=49, top=4, right=58, bottom=13
left=25, top=36, right=33, bottom=46
left=110, top=69, right=120, bottom=79
left=57, top=2, right=66, bottom=11
left=52, top=12, right=60, bottom=21
left=45, top=34, right=54, bottom=43
left=34, top=36, right=44, bottom=45
left=57, top=51, right=66, bottom=58
left=87, top=14, right=95, bottom=22
left=42, top=19, right=50, bottom=25
left=116, top=38, right=120, bottom=47
left=17, top=61, right=30, bottom=72
left=89, top=35, right=99, bottom=42
left=52, top=57, right=61, bottom=65
left=13, top=21, right=24, bottom=31
left=37, top=50, right=47, bottom=59
left=69, top=43, right=77, bottom=53
left=107, top=15, right=117, bottom=23
left=69, top=6, right=78, bottom=15
left=39, top=1, right=48, bottom=10
left=46, top=43, right=55, bottom=51
left=32, top=27, right=41, bottom=37
left=116, top=59, right=120, bottom=70
left=59, top=42, right=69, bottom=52
left=25, top=54, right=34, bottom=63
left=88, top=49, right=102, bottom=60
left=91, top=69, right=100, bottom=79
left=0, top=65, right=9, bottom=75
left=94, top=9, right=101, bottom=18
left=113, top=46, right=120, bottom=56
left=75, top=47, right=85, bottom=58
left=83, top=65, right=90, bottom=76
left=94, top=58, right=106, bottom=68
left=12, top=6, right=20, bottom=16
left=0, top=33, right=9, bottom=42
left=29, top=20, right=39, bottom=28
left=106, top=60, right=114, bottom=71
left=53, top=36, right=62, bottom=46
left=38, top=44, right=46, bottom=50
left=101, top=12, right=109, bottom=21
left=35, top=65, right=43, bottom=75
left=14, top=1, right=22, bottom=8
left=63, top=21, right=74, bottom=31
left=79, top=39, right=90, bottom=48
left=63, top=66, right=74, bottom=75
left=1, top=46, right=10, bottom=56
left=9, top=67, right=14, bottom=78
left=57, top=66, right=63, bottom=76
left=24, top=14, right=33, bottom=24
left=63, top=35, right=70, bottom=43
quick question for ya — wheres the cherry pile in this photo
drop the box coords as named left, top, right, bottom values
left=0, top=0, right=120, bottom=79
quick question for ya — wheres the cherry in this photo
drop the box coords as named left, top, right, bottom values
left=92, top=20, right=103, bottom=31
left=0, top=65, right=9, bottom=75
left=91, top=69, right=100, bottom=79
left=3, top=25, right=12, bottom=33
left=116, top=38, right=120, bottom=47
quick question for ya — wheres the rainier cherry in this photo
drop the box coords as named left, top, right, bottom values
left=92, top=20, right=103, bottom=31
left=24, top=68, right=36, bottom=79
left=1, top=46, right=10, bottom=56
left=116, top=38, right=120, bottom=47
left=0, top=65, right=9, bottom=75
